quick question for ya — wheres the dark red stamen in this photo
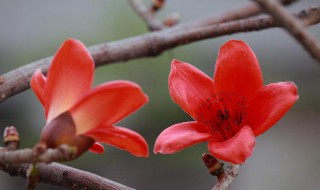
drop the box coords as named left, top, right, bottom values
left=196, top=92, right=247, bottom=141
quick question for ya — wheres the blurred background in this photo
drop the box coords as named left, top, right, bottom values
left=0, top=0, right=319, bottom=189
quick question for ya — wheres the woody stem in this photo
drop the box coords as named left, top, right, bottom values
left=212, top=164, right=240, bottom=190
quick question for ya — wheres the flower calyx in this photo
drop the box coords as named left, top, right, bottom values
left=40, top=111, right=94, bottom=158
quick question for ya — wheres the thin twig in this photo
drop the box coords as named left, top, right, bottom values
left=253, top=0, right=320, bottom=62
left=0, top=144, right=76, bottom=164
left=172, top=0, right=297, bottom=31
left=212, top=164, right=240, bottom=190
left=0, top=6, right=319, bottom=104
left=127, top=0, right=296, bottom=31
left=128, top=0, right=165, bottom=30
left=0, top=162, right=134, bottom=190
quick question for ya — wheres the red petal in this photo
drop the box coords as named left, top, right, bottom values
left=85, top=125, right=149, bottom=157
left=30, top=69, right=47, bottom=106
left=70, top=80, right=148, bottom=135
left=208, top=125, right=255, bottom=164
left=213, top=40, right=263, bottom=100
left=154, top=121, right=213, bottom=154
left=45, top=39, right=94, bottom=122
left=169, top=59, right=215, bottom=119
left=247, top=82, right=298, bottom=136
left=89, top=142, right=105, bottom=154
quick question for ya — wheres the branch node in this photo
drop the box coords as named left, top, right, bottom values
left=150, top=0, right=165, bottom=12
left=128, top=0, right=165, bottom=30
left=26, top=163, right=39, bottom=190
left=163, top=12, right=181, bottom=27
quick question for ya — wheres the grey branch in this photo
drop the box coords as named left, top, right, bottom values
left=253, top=0, right=320, bottom=62
left=0, top=162, right=134, bottom=190
left=212, top=164, right=240, bottom=190
left=0, top=6, right=319, bottom=104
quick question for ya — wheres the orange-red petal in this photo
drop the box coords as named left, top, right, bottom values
left=247, top=82, right=298, bottom=136
left=89, top=142, right=105, bottom=154
left=45, top=39, right=94, bottom=123
left=69, top=80, right=148, bottom=135
left=213, top=40, right=263, bottom=100
left=85, top=125, right=149, bottom=157
left=169, top=59, right=215, bottom=120
left=30, top=69, right=47, bottom=106
left=154, top=121, right=213, bottom=154
left=208, top=125, right=255, bottom=164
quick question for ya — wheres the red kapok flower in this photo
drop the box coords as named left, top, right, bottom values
left=154, top=40, right=298, bottom=164
left=31, top=39, right=149, bottom=158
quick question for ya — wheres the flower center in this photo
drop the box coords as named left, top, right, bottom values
left=195, top=92, right=247, bottom=141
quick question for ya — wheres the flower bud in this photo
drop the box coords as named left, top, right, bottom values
left=3, top=126, right=20, bottom=150
left=202, top=153, right=224, bottom=176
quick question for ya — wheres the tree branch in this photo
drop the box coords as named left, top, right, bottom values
left=0, top=6, right=319, bottom=104
left=0, top=162, right=134, bottom=190
left=211, top=164, right=240, bottom=190
left=253, top=0, right=320, bottom=62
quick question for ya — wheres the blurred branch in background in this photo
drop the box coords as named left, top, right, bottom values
left=253, top=0, right=320, bottom=62
left=150, top=0, right=165, bottom=12
left=1, top=5, right=319, bottom=105
left=128, top=0, right=180, bottom=29
left=127, top=0, right=165, bottom=30
left=130, top=0, right=297, bottom=31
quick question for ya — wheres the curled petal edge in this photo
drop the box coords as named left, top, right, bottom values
left=208, top=125, right=255, bottom=164
left=30, top=69, right=47, bottom=106
left=89, top=142, right=105, bottom=154
left=85, top=125, right=149, bottom=157
left=154, top=121, right=213, bottom=154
